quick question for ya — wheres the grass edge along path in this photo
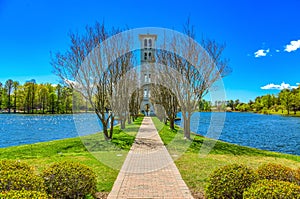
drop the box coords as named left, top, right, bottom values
left=0, top=117, right=144, bottom=194
left=151, top=117, right=300, bottom=196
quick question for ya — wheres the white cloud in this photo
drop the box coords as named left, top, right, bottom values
left=276, top=49, right=280, bottom=52
left=284, top=40, right=300, bottom=52
left=254, top=49, right=270, bottom=57
left=261, top=82, right=299, bottom=90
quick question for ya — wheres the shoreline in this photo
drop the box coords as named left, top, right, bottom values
left=0, top=116, right=299, bottom=197
left=1, top=122, right=298, bottom=158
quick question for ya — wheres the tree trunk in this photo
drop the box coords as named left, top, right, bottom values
left=8, top=94, right=11, bottom=113
left=120, top=119, right=125, bottom=129
left=183, top=116, right=191, bottom=139
left=14, top=95, right=17, bottom=113
left=109, top=116, right=114, bottom=139
left=169, top=118, right=175, bottom=130
left=164, top=117, right=168, bottom=125
left=127, top=114, right=131, bottom=124
left=102, top=123, right=109, bottom=141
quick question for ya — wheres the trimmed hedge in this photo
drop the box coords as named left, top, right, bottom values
left=243, top=179, right=300, bottom=199
left=43, top=161, right=97, bottom=198
left=295, top=168, right=300, bottom=185
left=257, top=163, right=296, bottom=183
left=0, top=170, right=45, bottom=192
left=0, top=160, right=33, bottom=172
left=0, top=190, right=49, bottom=199
left=205, top=164, right=258, bottom=199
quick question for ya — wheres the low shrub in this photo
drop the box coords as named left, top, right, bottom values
left=43, top=161, right=97, bottom=198
left=205, top=164, right=258, bottom=199
left=257, top=163, right=295, bottom=182
left=243, top=179, right=300, bottom=199
left=294, top=168, right=300, bottom=185
left=0, top=190, right=49, bottom=199
left=0, top=160, right=33, bottom=172
left=0, top=170, right=45, bottom=192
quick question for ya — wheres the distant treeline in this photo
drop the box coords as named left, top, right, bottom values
left=200, top=85, right=300, bottom=115
left=2, top=78, right=299, bottom=115
left=0, top=79, right=87, bottom=114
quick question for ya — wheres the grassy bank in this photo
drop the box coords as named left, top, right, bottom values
left=267, top=109, right=300, bottom=117
left=233, top=110, right=300, bottom=117
left=152, top=117, right=300, bottom=194
left=1, top=116, right=299, bottom=197
left=0, top=117, right=143, bottom=192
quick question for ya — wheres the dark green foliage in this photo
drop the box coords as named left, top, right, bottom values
left=257, top=163, right=296, bottom=183
left=43, top=161, right=97, bottom=198
left=0, top=190, right=49, bottom=199
left=243, top=179, right=300, bottom=199
left=205, top=164, right=258, bottom=199
left=0, top=170, right=45, bottom=192
left=228, top=85, right=300, bottom=115
left=0, top=79, right=82, bottom=114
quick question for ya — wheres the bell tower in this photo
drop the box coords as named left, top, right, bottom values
left=139, top=34, right=157, bottom=116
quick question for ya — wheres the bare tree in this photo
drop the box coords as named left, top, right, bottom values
left=150, top=84, right=178, bottom=130
left=156, top=21, right=230, bottom=139
left=129, top=88, right=142, bottom=122
left=110, top=55, right=137, bottom=129
left=153, top=103, right=167, bottom=123
left=52, top=22, right=133, bottom=140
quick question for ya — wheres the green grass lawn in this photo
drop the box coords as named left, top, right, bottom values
left=0, top=117, right=143, bottom=192
left=151, top=117, right=300, bottom=194
left=1, top=116, right=299, bottom=196
left=268, top=110, right=300, bottom=117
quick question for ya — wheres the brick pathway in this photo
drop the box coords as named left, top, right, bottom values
left=108, top=117, right=194, bottom=199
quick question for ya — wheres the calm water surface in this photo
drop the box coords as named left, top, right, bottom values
left=1, top=112, right=299, bottom=155
left=176, top=112, right=300, bottom=155
left=0, top=113, right=103, bottom=148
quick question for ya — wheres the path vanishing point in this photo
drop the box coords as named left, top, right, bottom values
left=108, top=117, right=194, bottom=199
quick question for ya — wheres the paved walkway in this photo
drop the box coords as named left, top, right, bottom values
left=108, top=117, right=194, bottom=199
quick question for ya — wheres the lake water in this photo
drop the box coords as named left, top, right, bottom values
left=0, top=113, right=104, bottom=148
left=1, top=113, right=299, bottom=156
left=176, top=112, right=300, bottom=155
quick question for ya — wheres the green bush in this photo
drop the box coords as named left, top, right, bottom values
left=205, top=164, right=258, bottom=199
left=0, top=190, right=49, bottom=199
left=257, top=163, right=296, bottom=182
left=0, top=170, right=45, bottom=192
left=243, top=179, right=300, bottom=199
left=43, top=161, right=97, bottom=198
left=0, top=160, right=33, bottom=172
left=294, top=168, right=300, bottom=185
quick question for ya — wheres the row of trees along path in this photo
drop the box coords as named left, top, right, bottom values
left=52, top=20, right=230, bottom=140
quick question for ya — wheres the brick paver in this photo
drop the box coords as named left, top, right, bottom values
left=108, top=117, right=194, bottom=199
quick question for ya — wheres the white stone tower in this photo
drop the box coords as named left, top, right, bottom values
left=139, top=34, right=157, bottom=116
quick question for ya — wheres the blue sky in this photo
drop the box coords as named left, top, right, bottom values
left=0, top=0, right=299, bottom=102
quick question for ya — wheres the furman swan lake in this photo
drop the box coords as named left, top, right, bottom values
left=1, top=113, right=299, bottom=155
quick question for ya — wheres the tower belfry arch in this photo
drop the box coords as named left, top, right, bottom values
left=139, top=34, right=157, bottom=116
